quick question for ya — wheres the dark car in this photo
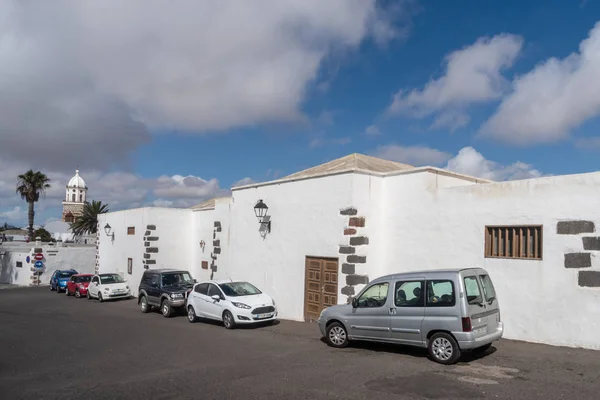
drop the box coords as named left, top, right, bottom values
left=50, top=269, right=78, bottom=292
left=137, top=269, right=196, bottom=318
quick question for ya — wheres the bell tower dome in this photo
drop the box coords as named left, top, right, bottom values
left=62, top=169, right=88, bottom=223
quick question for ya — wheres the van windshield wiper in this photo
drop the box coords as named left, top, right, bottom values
left=487, top=296, right=496, bottom=304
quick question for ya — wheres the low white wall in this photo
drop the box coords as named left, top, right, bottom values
left=383, top=170, right=600, bottom=350
left=0, top=244, right=95, bottom=286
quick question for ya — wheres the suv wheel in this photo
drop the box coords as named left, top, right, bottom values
left=187, top=306, right=197, bottom=323
left=140, top=296, right=150, bottom=313
left=325, top=322, right=349, bottom=348
left=161, top=299, right=172, bottom=318
left=222, top=310, right=236, bottom=329
left=428, top=332, right=461, bottom=365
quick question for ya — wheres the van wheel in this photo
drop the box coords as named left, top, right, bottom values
left=325, top=322, right=349, bottom=348
left=472, top=343, right=492, bottom=354
left=428, top=332, right=461, bottom=365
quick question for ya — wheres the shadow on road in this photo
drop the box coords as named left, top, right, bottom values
left=319, top=337, right=497, bottom=363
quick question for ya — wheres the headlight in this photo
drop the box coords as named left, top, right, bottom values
left=232, top=302, right=251, bottom=309
left=126, top=286, right=129, bottom=290
left=319, top=308, right=327, bottom=317
left=104, top=287, right=110, bottom=291
left=170, top=293, right=184, bottom=299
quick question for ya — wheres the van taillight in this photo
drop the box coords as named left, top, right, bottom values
left=462, top=317, right=472, bottom=332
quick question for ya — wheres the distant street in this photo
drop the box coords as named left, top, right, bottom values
left=1, top=286, right=600, bottom=400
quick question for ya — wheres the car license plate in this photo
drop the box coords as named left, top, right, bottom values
left=255, top=313, right=272, bottom=319
left=473, top=327, right=487, bottom=335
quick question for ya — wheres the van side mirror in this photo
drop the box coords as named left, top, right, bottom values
left=351, top=297, right=359, bottom=308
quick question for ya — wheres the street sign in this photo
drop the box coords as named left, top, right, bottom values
left=34, top=253, right=43, bottom=261
left=34, top=261, right=44, bottom=269
left=26, top=256, right=30, bottom=264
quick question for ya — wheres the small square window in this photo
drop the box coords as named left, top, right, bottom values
left=127, top=227, right=135, bottom=235
left=201, top=261, right=208, bottom=270
left=16, top=261, right=22, bottom=268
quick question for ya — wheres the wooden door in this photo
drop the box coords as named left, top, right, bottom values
left=304, top=257, right=338, bottom=322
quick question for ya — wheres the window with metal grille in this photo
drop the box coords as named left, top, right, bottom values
left=485, top=225, right=542, bottom=259
left=127, top=227, right=135, bottom=235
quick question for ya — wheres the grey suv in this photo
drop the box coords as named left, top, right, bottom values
left=317, top=267, right=503, bottom=364
left=137, top=269, right=196, bottom=317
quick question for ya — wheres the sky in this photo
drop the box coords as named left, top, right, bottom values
left=2, top=0, right=600, bottom=227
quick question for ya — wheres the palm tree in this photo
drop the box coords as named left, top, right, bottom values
left=69, top=200, right=109, bottom=236
left=16, top=170, right=51, bottom=240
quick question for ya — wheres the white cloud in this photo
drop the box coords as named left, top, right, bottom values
left=0, top=157, right=234, bottom=225
left=445, top=147, right=542, bottom=181
left=373, top=144, right=452, bottom=166
left=387, top=33, right=523, bottom=129
left=232, top=177, right=256, bottom=188
left=0, top=0, right=409, bottom=170
left=0, top=206, right=23, bottom=221
left=480, top=22, right=600, bottom=145
left=365, top=125, right=383, bottom=136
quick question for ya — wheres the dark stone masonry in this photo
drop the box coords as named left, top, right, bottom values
left=557, top=220, right=595, bottom=235
left=343, top=228, right=357, bottom=235
left=146, top=225, right=156, bottom=230
left=349, top=236, right=369, bottom=246
left=348, top=217, right=366, bottom=227
left=564, top=253, right=591, bottom=269
left=341, top=263, right=355, bottom=274
left=146, top=247, right=159, bottom=253
left=144, top=230, right=151, bottom=236
left=144, top=242, right=150, bottom=247
left=582, top=237, right=600, bottom=251
left=213, top=240, right=220, bottom=247
left=339, top=207, right=358, bottom=216
left=578, top=271, right=600, bottom=287
left=146, top=236, right=159, bottom=241
left=346, top=274, right=369, bottom=286
left=347, top=255, right=366, bottom=264
left=341, top=286, right=355, bottom=296
left=213, top=247, right=221, bottom=254
left=339, top=246, right=355, bottom=254
left=145, top=260, right=156, bottom=265
left=144, top=254, right=151, bottom=259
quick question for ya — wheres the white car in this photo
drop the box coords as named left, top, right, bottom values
left=186, top=280, right=277, bottom=329
left=87, top=273, right=131, bottom=302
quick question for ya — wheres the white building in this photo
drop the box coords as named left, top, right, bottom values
left=97, top=153, right=600, bottom=350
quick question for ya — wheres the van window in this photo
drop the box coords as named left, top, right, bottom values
left=479, top=274, right=497, bottom=302
left=394, top=281, right=424, bottom=307
left=356, top=282, right=389, bottom=308
left=463, top=276, right=483, bottom=305
left=426, top=280, right=455, bottom=307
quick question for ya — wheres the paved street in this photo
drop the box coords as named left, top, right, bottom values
left=1, top=287, right=599, bottom=400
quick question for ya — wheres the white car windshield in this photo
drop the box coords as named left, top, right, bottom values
left=100, top=274, right=124, bottom=284
left=219, top=282, right=262, bottom=297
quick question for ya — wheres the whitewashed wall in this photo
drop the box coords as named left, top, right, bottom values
left=228, top=173, right=359, bottom=321
left=382, top=170, right=600, bottom=350
left=0, top=245, right=95, bottom=286
left=98, top=207, right=194, bottom=295
left=191, top=198, right=231, bottom=282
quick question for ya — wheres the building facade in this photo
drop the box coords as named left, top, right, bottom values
left=62, top=170, right=88, bottom=223
left=97, top=154, right=600, bottom=350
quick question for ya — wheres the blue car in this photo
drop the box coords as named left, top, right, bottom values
left=50, top=269, right=79, bottom=293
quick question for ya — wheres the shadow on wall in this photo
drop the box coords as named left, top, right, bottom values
left=0, top=252, right=17, bottom=284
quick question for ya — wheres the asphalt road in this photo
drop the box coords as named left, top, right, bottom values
left=1, top=287, right=600, bottom=400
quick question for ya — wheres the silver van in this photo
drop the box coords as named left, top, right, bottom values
left=317, top=267, right=503, bottom=364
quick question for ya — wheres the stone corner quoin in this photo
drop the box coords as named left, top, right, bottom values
left=557, top=220, right=595, bottom=235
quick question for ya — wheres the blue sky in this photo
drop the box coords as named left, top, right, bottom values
left=135, top=0, right=600, bottom=185
left=1, top=0, right=600, bottom=226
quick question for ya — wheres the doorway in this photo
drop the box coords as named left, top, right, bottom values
left=304, top=256, right=338, bottom=322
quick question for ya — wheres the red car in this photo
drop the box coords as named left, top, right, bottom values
left=65, top=274, right=93, bottom=298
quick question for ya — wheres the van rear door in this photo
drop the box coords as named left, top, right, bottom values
left=462, top=274, right=490, bottom=337
left=478, top=273, right=500, bottom=333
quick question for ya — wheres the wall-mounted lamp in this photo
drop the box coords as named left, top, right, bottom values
left=253, top=199, right=271, bottom=233
left=199, top=240, right=206, bottom=252
left=104, top=223, right=114, bottom=240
